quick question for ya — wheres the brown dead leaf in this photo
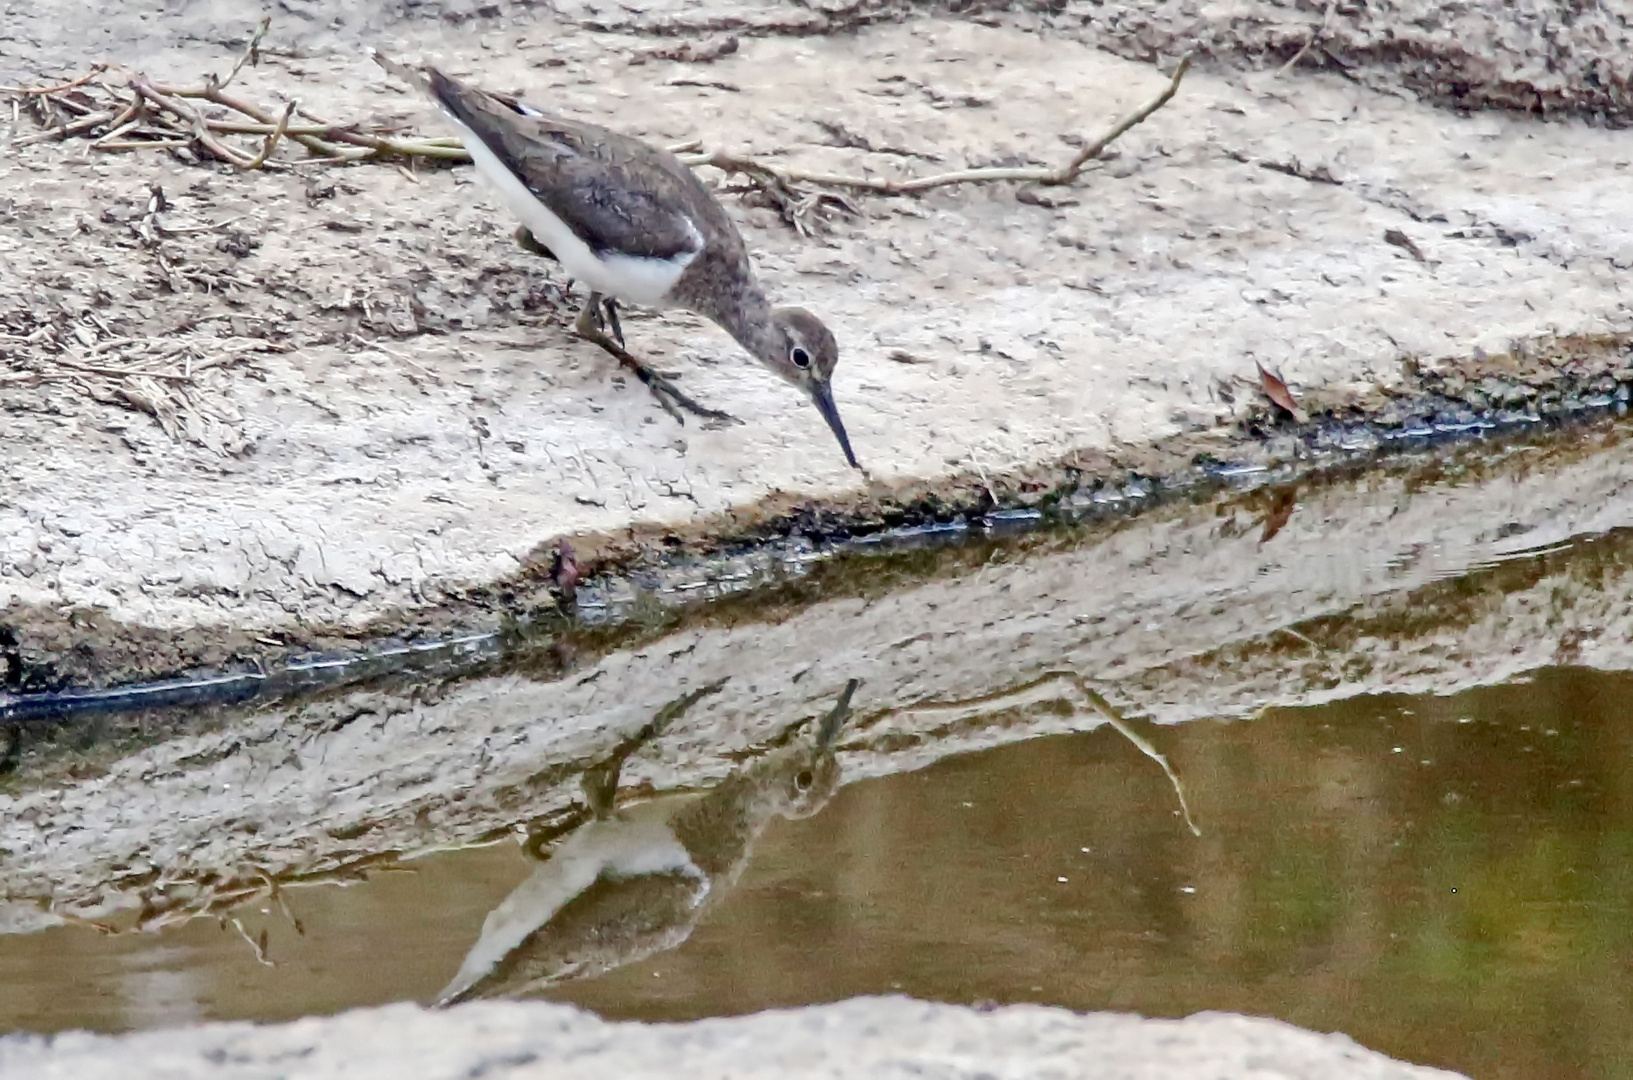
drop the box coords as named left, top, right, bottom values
left=1258, top=486, right=1298, bottom=545
left=1383, top=228, right=1427, bottom=263
left=1257, top=362, right=1307, bottom=423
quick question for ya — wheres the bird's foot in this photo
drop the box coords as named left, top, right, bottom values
left=633, top=364, right=740, bottom=427
left=574, top=298, right=739, bottom=427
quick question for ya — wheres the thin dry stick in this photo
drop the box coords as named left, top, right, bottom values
left=966, top=443, right=999, bottom=505
left=887, top=671, right=1202, bottom=837
left=190, top=81, right=476, bottom=159
left=694, top=52, right=1193, bottom=196
left=218, top=16, right=271, bottom=90
left=241, top=98, right=295, bottom=169
left=1081, top=686, right=1202, bottom=838
left=186, top=80, right=360, bottom=159
left=7, top=64, right=468, bottom=164
left=129, top=75, right=255, bottom=167
left=54, top=357, right=193, bottom=380
left=225, top=915, right=276, bottom=967
left=7, top=31, right=1190, bottom=200
left=0, top=64, right=107, bottom=95
left=12, top=107, right=119, bottom=145
left=89, top=102, right=142, bottom=147
left=1277, top=0, right=1339, bottom=77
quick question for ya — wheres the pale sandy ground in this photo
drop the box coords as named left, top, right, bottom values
left=2, top=0, right=1632, bottom=676
left=0, top=997, right=1464, bottom=1080
left=2, top=1, right=1629, bottom=1074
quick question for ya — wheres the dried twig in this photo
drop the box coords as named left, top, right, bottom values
left=887, top=670, right=1202, bottom=837
left=693, top=52, right=1192, bottom=197
left=0, top=65, right=107, bottom=96
left=6, top=24, right=1191, bottom=238
left=1276, top=0, right=1339, bottom=77
left=218, top=16, right=271, bottom=90
left=12, top=107, right=119, bottom=146
left=130, top=75, right=256, bottom=167
left=224, top=914, right=276, bottom=966
left=6, top=52, right=472, bottom=167
left=242, top=98, right=295, bottom=169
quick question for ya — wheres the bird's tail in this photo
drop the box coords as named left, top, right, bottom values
left=368, top=48, right=435, bottom=96
left=370, top=49, right=536, bottom=134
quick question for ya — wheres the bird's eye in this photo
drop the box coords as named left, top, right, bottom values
left=790, top=347, right=812, bottom=369
left=795, top=769, right=814, bottom=790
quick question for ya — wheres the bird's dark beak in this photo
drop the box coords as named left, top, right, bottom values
left=810, top=381, right=860, bottom=470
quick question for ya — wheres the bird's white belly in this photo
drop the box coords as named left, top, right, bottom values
left=450, top=114, right=693, bottom=307
left=436, top=808, right=705, bottom=1004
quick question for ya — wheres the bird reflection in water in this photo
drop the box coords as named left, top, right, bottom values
left=437, top=678, right=860, bottom=1005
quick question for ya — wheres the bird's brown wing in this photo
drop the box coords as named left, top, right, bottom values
left=420, top=65, right=706, bottom=262
left=446, top=870, right=708, bottom=1003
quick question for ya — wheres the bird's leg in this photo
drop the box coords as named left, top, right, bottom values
left=573, top=292, right=738, bottom=426
left=514, top=227, right=583, bottom=311
left=579, top=678, right=729, bottom=820
left=600, top=296, right=625, bottom=348
left=514, top=225, right=556, bottom=261
left=579, top=759, right=624, bottom=820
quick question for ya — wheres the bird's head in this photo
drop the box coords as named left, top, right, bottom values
left=764, top=678, right=859, bottom=820
left=760, top=307, right=859, bottom=470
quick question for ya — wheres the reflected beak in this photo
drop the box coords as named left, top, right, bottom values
left=817, top=678, right=862, bottom=747
left=810, top=381, right=861, bottom=470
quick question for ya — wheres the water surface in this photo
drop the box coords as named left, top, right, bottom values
left=4, top=667, right=1631, bottom=1079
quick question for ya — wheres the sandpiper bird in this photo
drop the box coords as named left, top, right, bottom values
left=371, top=51, right=861, bottom=470
left=436, top=678, right=859, bottom=1005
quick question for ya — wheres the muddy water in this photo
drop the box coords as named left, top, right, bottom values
left=2, top=666, right=1631, bottom=1080
left=11, top=429, right=1633, bottom=1079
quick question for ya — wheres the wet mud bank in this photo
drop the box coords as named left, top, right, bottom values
left=5, top=0, right=1633, bottom=689
left=5, top=335, right=1633, bottom=700
left=9, top=413, right=1633, bottom=935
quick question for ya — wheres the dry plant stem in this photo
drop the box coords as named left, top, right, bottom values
left=90, top=103, right=143, bottom=147
left=889, top=670, right=1201, bottom=838
left=241, top=99, right=295, bottom=169
left=204, top=118, right=458, bottom=146
left=1277, top=0, right=1339, bottom=77
left=226, top=915, right=275, bottom=967
left=130, top=76, right=255, bottom=167
left=696, top=52, right=1193, bottom=195
left=1087, top=691, right=1202, bottom=838
left=186, top=82, right=470, bottom=159
left=54, top=357, right=193, bottom=381
left=218, top=16, right=271, bottom=90
left=12, top=108, right=119, bottom=145
left=0, top=64, right=106, bottom=95
left=8, top=34, right=1187, bottom=194
left=187, top=80, right=361, bottom=159
left=96, top=138, right=188, bottom=151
